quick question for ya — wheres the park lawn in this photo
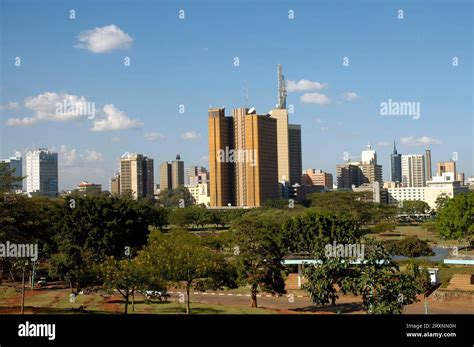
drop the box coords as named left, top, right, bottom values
left=129, top=301, right=274, bottom=314
left=438, top=266, right=474, bottom=288
left=0, top=284, right=18, bottom=299
left=368, top=225, right=464, bottom=246
left=0, top=286, right=274, bottom=314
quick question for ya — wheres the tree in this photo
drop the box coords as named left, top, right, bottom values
left=168, top=207, right=193, bottom=228
left=140, top=230, right=235, bottom=314
left=305, top=191, right=395, bottom=226
left=283, top=211, right=361, bottom=305
left=400, top=200, right=430, bottom=215
left=99, top=256, right=163, bottom=314
left=187, top=205, right=211, bottom=228
left=435, top=193, right=473, bottom=241
left=435, top=193, right=450, bottom=211
left=280, top=209, right=362, bottom=254
left=231, top=211, right=287, bottom=307
left=153, top=205, right=169, bottom=230
left=285, top=211, right=428, bottom=312
left=157, top=186, right=195, bottom=208
left=356, top=240, right=430, bottom=314
left=383, top=236, right=434, bottom=257
left=0, top=193, right=59, bottom=283
left=48, top=195, right=160, bottom=293
left=0, top=162, right=25, bottom=192
left=371, top=220, right=397, bottom=235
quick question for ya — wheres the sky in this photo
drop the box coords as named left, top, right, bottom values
left=0, top=0, right=472, bottom=190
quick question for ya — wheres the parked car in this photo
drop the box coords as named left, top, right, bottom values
left=36, top=277, right=48, bottom=287
left=143, top=290, right=170, bottom=301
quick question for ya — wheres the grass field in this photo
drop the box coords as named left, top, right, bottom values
left=0, top=286, right=274, bottom=314
left=367, top=225, right=465, bottom=246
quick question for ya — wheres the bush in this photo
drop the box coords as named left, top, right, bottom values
left=383, top=236, right=434, bottom=257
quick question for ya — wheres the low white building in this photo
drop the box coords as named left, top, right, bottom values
left=387, top=172, right=469, bottom=209
left=185, top=183, right=210, bottom=206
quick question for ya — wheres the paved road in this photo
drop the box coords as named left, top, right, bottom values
left=165, top=290, right=474, bottom=314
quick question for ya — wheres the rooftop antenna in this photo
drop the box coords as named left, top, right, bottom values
left=277, top=64, right=287, bottom=109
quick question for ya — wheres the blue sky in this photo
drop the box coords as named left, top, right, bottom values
left=1, top=0, right=472, bottom=190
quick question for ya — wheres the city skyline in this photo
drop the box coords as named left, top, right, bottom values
left=1, top=0, right=472, bottom=190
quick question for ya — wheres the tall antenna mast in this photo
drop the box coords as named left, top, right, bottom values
left=277, top=64, right=287, bottom=109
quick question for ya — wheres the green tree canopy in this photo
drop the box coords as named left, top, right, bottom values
left=435, top=192, right=473, bottom=241
left=139, top=229, right=236, bottom=314
left=280, top=210, right=361, bottom=254
left=230, top=211, right=288, bottom=307
left=48, top=195, right=161, bottom=292
left=400, top=200, right=431, bottom=215
left=157, top=186, right=195, bottom=208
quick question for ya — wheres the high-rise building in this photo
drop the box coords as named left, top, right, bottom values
left=269, top=65, right=302, bottom=185
left=26, top=149, right=58, bottom=197
left=336, top=163, right=363, bottom=189
left=390, top=141, right=402, bottom=183
left=425, top=149, right=432, bottom=181
left=240, top=112, right=279, bottom=207
left=288, top=124, right=302, bottom=185
left=110, top=172, right=120, bottom=195
left=361, top=144, right=377, bottom=164
left=171, top=154, right=184, bottom=189
left=360, top=163, right=383, bottom=185
left=159, top=162, right=172, bottom=191
left=457, top=172, right=465, bottom=185
left=437, top=161, right=456, bottom=177
left=336, top=144, right=382, bottom=189
left=185, top=166, right=207, bottom=185
left=208, top=106, right=279, bottom=207
left=402, top=154, right=426, bottom=187
left=208, top=108, right=235, bottom=207
left=304, top=169, right=333, bottom=190
left=269, top=108, right=290, bottom=182
left=233, top=107, right=250, bottom=206
left=0, top=155, right=23, bottom=191
left=119, top=153, right=154, bottom=199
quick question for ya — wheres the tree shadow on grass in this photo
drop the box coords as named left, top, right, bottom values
left=0, top=305, right=111, bottom=314
left=289, top=302, right=364, bottom=314
left=156, top=306, right=223, bottom=314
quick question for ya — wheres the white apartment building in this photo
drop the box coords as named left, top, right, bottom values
left=186, top=183, right=210, bottom=206
left=401, top=154, right=426, bottom=187
left=26, top=149, right=58, bottom=197
left=388, top=172, right=468, bottom=209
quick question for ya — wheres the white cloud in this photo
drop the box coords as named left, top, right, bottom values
left=200, top=156, right=209, bottom=162
left=301, top=92, right=331, bottom=105
left=6, top=117, right=38, bottom=126
left=83, top=150, right=104, bottom=162
left=343, top=91, right=360, bottom=101
left=0, top=101, right=20, bottom=110
left=320, top=126, right=329, bottom=132
left=400, top=136, right=442, bottom=146
left=76, top=25, right=133, bottom=53
left=182, top=131, right=201, bottom=140
left=91, top=104, right=143, bottom=132
left=287, top=80, right=327, bottom=92
left=59, top=145, right=77, bottom=167
left=56, top=145, right=103, bottom=166
left=6, top=92, right=93, bottom=126
left=315, top=118, right=325, bottom=124
left=144, top=132, right=165, bottom=141
left=377, top=141, right=391, bottom=147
